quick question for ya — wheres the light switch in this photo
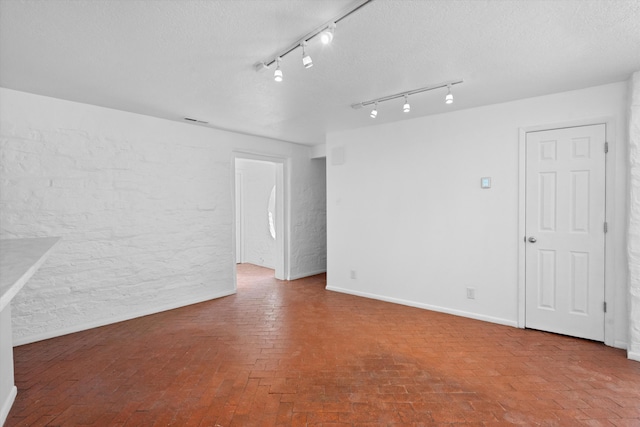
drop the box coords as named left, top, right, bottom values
left=481, top=177, right=491, bottom=189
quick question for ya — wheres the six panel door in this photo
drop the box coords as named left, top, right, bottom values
left=525, top=124, right=606, bottom=341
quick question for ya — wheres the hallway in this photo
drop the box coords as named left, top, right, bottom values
left=6, top=264, right=640, bottom=426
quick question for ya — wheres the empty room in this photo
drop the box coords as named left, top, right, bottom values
left=1, top=0, right=640, bottom=425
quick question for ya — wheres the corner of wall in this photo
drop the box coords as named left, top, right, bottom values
left=311, top=144, right=327, bottom=159
left=627, top=70, right=640, bottom=361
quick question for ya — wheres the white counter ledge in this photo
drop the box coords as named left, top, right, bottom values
left=0, top=237, right=60, bottom=312
left=0, top=237, right=59, bottom=426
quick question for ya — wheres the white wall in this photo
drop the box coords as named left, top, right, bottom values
left=0, top=88, right=326, bottom=345
left=292, top=157, right=327, bottom=279
left=236, top=159, right=276, bottom=268
left=327, top=82, right=629, bottom=349
left=628, top=71, right=640, bottom=362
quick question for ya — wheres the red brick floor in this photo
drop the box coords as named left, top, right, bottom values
left=6, top=264, right=640, bottom=426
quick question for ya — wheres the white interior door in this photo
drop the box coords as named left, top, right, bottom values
left=525, top=124, right=606, bottom=341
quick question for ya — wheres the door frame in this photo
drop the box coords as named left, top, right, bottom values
left=518, top=117, right=617, bottom=347
left=235, top=170, right=244, bottom=264
left=232, top=151, right=290, bottom=283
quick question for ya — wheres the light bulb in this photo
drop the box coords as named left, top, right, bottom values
left=370, top=103, right=378, bottom=118
left=403, top=95, right=410, bottom=113
left=274, top=58, right=283, bottom=82
left=301, top=42, right=313, bottom=68
left=320, top=23, right=336, bottom=45
left=445, top=86, right=453, bottom=104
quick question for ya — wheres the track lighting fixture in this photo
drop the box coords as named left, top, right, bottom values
left=301, top=41, right=313, bottom=69
left=254, top=0, right=373, bottom=80
left=403, top=95, right=411, bottom=113
left=320, top=23, right=336, bottom=45
left=274, top=57, right=283, bottom=82
left=370, top=102, right=378, bottom=118
left=445, top=85, right=453, bottom=104
left=351, top=79, right=464, bottom=115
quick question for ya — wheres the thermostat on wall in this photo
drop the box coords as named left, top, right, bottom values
left=481, top=177, right=491, bottom=189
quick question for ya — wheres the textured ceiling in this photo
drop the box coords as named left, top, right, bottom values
left=1, top=0, right=639, bottom=145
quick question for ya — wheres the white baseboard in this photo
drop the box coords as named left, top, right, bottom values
left=628, top=351, right=640, bottom=362
left=289, top=269, right=326, bottom=281
left=13, top=289, right=236, bottom=347
left=614, top=340, right=628, bottom=350
left=0, top=385, right=17, bottom=427
left=326, top=286, right=518, bottom=328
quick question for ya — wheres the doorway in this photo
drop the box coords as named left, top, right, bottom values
left=523, top=124, right=606, bottom=341
left=233, top=154, right=288, bottom=282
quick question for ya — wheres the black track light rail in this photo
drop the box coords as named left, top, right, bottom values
left=256, top=0, right=374, bottom=70
left=351, top=79, right=464, bottom=109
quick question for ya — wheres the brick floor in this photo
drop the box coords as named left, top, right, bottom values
left=6, top=263, right=640, bottom=426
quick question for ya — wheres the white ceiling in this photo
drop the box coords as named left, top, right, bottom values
left=1, top=0, right=639, bottom=146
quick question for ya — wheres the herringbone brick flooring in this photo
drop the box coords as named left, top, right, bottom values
left=6, top=264, right=640, bottom=426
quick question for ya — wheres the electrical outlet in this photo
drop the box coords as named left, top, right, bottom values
left=467, top=287, right=475, bottom=299
left=350, top=270, right=357, bottom=280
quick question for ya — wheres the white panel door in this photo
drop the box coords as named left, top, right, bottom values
left=525, top=124, right=606, bottom=341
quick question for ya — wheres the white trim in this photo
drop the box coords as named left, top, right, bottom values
left=13, top=290, right=235, bottom=347
left=0, top=386, right=16, bottom=426
left=614, top=340, right=628, bottom=350
left=326, top=286, right=518, bottom=328
left=518, top=128, right=527, bottom=328
left=518, top=117, right=618, bottom=347
left=235, top=170, right=244, bottom=264
left=289, top=269, right=327, bottom=281
left=628, top=351, right=640, bottom=362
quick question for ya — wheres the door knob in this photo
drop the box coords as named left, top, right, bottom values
left=528, top=236, right=537, bottom=243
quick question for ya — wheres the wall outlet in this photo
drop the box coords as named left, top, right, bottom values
left=467, top=287, right=476, bottom=299
left=350, top=270, right=357, bottom=279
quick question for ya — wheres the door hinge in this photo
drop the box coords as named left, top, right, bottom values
left=604, top=222, right=608, bottom=233
left=604, top=301, right=607, bottom=313
left=605, top=142, right=609, bottom=153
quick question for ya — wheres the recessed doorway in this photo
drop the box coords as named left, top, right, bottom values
left=233, top=153, right=288, bottom=285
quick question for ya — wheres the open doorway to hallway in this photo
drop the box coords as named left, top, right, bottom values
left=234, top=155, right=288, bottom=284
left=236, top=262, right=278, bottom=292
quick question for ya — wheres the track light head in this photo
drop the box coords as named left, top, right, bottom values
left=370, top=102, right=378, bottom=119
left=255, top=1, right=374, bottom=82
left=445, top=85, right=453, bottom=104
left=320, top=23, right=336, bottom=45
left=403, top=95, right=410, bottom=113
left=301, top=41, right=313, bottom=68
left=274, top=57, right=283, bottom=82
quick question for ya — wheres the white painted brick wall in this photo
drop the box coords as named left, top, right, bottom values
left=629, top=71, right=640, bottom=362
left=0, top=88, right=327, bottom=344
left=290, top=158, right=327, bottom=279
